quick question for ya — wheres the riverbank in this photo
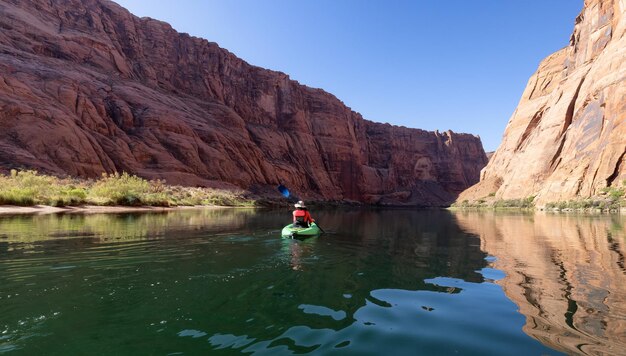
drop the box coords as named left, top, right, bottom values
left=0, top=204, right=239, bottom=215
left=449, top=206, right=626, bottom=214
left=0, top=170, right=256, bottom=209
left=450, top=189, right=626, bottom=214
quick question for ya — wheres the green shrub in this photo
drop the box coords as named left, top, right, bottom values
left=609, top=188, right=624, bottom=200
left=545, top=196, right=623, bottom=212
left=0, top=170, right=57, bottom=205
left=88, top=172, right=150, bottom=205
left=0, top=188, right=36, bottom=206
left=0, top=170, right=255, bottom=207
left=492, top=196, right=535, bottom=209
left=47, top=187, right=88, bottom=206
left=141, top=192, right=171, bottom=207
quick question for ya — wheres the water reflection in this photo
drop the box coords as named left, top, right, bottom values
left=199, top=210, right=555, bottom=355
left=452, top=211, right=626, bottom=355
left=4, top=209, right=616, bottom=354
left=0, top=208, right=259, bottom=243
left=206, top=276, right=543, bottom=355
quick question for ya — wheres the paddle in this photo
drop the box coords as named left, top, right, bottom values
left=277, top=184, right=325, bottom=234
left=315, top=222, right=326, bottom=234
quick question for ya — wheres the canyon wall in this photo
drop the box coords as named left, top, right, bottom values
left=459, top=0, right=625, bottom=205
left=0, top=0, right=487, bottom=205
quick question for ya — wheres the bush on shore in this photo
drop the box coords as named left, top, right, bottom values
left=0, top=170, right=254, bottom=207
left=451, top=196, right=535, bottom=209
left=454, top=185, right=626, bottom=213
left=0, top=170, right=87, bottom=206
left=545, top=186, right=625, bottom=212
left=492, top=196, right=536, bottom=209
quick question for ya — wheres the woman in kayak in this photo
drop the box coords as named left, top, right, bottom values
left=293, top=201, right=314, bottom=228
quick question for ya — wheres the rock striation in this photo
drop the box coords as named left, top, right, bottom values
left=459, top=0, right=626, bottom=205
left=0, top=0, right=487, bottom=205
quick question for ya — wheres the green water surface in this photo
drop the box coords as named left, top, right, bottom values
left=1, top=209, right=625, bottom=355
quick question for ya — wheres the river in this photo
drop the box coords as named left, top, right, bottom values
left=0, top=209, right=624, bottom=355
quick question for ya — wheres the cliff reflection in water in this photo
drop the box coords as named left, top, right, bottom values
left=453, top=211, right=626, bottom=355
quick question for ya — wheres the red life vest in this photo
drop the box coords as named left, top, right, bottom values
left=293, top=209, right=312, bottom=224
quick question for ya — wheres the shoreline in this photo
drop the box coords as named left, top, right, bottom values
left=448, top=206, right=626, bottom=214
left=0, top=204, right=248, bottom=215
left=4, top=203, right=625, bottom=216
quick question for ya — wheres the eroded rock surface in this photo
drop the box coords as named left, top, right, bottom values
left=460, top=0, right=626, bottom=205
left=0, top=0, right=487, bottom=205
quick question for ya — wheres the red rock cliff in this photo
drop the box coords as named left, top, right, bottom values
left=0, top=0, right=487, bottom=205
left=459, top=0, right=625, bottom=205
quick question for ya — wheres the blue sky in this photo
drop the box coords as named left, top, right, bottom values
left=114, top=0, right=583, bottom=151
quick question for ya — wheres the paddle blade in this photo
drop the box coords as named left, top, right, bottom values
left=278, top=184, right=290, bottom=198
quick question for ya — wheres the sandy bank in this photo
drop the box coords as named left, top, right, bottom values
left=0, top=205, right=236, bottom=215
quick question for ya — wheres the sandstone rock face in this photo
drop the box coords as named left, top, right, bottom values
left=0, top=0, right=487, bottom=205
left=459, top=0, right=625, bottom=205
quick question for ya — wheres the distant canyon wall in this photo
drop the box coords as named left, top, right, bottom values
left=0, top=0, right=487, bottom=205
left=460, top=0, right=625, bottom=205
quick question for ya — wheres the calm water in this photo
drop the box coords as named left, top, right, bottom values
left=0, top=209, right=625, bottom=355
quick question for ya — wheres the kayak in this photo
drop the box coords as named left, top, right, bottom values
left=281, top=223, right=321, bottom=239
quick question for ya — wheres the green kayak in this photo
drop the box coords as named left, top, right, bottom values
left=281, top=223, right=321, bottom=238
